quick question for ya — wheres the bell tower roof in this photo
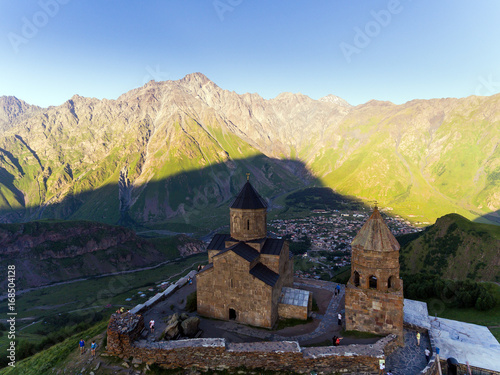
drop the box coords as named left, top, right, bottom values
left=230, top=180, right=267, bottom=210
left=351, top=207, right=400, bottom=251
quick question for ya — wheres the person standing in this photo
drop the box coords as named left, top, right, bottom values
left=336, top=284, right=341, bottom=296
left=378, top=361, right=385, bottom=375
left=416, top=332, right=421, bottom=346
left=149, top=319, right=155, bottom=334
left=425, top=347, right=431, bottom=362
left=338, top=313, right=342, bottom=326
left=79, top=339, right=85, bottom=354
left=91, top=341, right=97, bottom=357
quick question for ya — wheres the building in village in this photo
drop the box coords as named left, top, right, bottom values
left=345, top=206, right=404, bottom=344
left=196, top=177, right=311, bottom=328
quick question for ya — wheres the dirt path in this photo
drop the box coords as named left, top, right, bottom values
left=0, top=256, right=204, bottom=300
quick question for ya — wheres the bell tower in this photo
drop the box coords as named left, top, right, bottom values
left=345, top=206, right=404, bottom=344
left=229, top=174, right=267, bottom=242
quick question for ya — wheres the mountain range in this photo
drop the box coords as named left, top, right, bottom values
left=0, top=73, right=499, bottom=227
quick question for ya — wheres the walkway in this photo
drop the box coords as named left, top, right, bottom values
left=385, top=328, right=431, bottom=375
left=286, top=280, right=344, bottom=342
left=211, top=279, right=345, bottom=343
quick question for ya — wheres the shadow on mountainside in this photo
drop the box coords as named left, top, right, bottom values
left=0, top=155, right=367, bottom=231
left=473, top=209, right=500, bottom=226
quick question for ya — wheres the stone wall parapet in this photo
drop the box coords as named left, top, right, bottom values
left=135, top=338, right=225, bottom=350
left=107, top=311, right=399, bottom=374
left=226, top=341, right=300, bottom=353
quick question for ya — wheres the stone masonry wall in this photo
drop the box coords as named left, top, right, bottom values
left=345, top=284, right=404, bottom=344
left=197, top=250, right=275, bottom=328
left=107, top=313, right=145, bottom=355
left=278, top=302, right=308, bottom=320
left=230, top=208, right=267, bottom=241
left=107, top=314, right=398, bottom=374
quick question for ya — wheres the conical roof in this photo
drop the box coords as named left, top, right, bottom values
left=230, top=181, right=267, bottom=209
left=351, top=208, right=400, bottom=251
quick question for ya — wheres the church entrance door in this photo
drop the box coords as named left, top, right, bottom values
left=229, top=308, right=237, bottom=320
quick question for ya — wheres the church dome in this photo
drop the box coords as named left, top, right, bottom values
left=351, top=207, right=400, bottom=251
left=230, top=180, right=267, bottom=210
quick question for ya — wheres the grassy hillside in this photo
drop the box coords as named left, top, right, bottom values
left=0, top=253, right=207, bottom=373
left=0, top=220, right=204, bottom=289
left=399, top=213, right=500, bottom=282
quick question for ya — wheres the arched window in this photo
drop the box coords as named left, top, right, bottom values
left=353, top=271, right=360, bottom=287
left=369, top=275, right=377, bottom=289
left=388, top=276, right=395, bottom=289
left=247, top=219, right=250, bottom=230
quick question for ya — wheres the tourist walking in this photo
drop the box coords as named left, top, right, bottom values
left=425, top=347, right=430, bottom=362
left=338, top=313, right=342, bottom=326
left=150, top=319, right=155, bottom=333
left=378, top=361, right=385, bottom=375
left=335, top=284, right=341, bottom=296
left=79, top=339, right=85, bottom=354
left=91, top=341, right=97, bottom=357
left=416, top=331, right=421, bottom=346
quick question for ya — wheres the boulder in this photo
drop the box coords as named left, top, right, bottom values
left=181, top=317, right=200, bottom=337
left=168, top=313, right=180, bottom=325
left=180, top=313, right=189, bottom=321
left=164, top=321, right=180, bottom=339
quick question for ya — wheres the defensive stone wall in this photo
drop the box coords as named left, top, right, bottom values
left=108, top=272, right=398, bottom=374
left=107, top=312, right=397, bottom=374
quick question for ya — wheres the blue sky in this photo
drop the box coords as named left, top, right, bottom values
left=1, top=0, right=500, bottom=107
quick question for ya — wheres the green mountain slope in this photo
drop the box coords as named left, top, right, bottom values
left=0, top=73, right=499, bottom=226
left=309, top=97, right=500, bottom=224
left=399, top=214, right=500, bottom=282
left=0, top=220, right=204, bottom=289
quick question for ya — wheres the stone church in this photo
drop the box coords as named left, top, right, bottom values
left=345, top=206, right=404, bottom=344
left=197, top=177, right=309, bottom=329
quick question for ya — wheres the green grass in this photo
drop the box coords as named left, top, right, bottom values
left=302, top=339, right=333, bottom=347
left=185, top=291, right=197, bottom=312
left=331, top=266, right=351, bottom=284
left=0, top=320, right=108, bottom=375
left=425, top=282, right=500, bottom=341
left=489, top=328, right=500, bottom=342
left=293, top=257, right=316, bottom=273
left=341, top=329, right=384, bottom=339
left=0, top=254, right=207, bottom=351
left=275, top=317, right=313, bottom=330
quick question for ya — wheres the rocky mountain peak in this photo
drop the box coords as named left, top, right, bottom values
left=0, top=96, right=42, bottom=132
left=319, top=94, right=352, bottom=108
left=180, top=72, right=213, bottom=87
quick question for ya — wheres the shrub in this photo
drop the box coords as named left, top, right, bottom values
left=185, top=292, right=197, bottom=312
left=476, top=290, right=496, bottom=311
